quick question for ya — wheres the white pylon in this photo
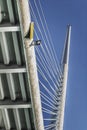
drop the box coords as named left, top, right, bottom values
left=57, top=25, right=71, bottom=130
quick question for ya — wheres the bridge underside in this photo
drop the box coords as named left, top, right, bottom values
left=0, top=0, right=35, bottom=129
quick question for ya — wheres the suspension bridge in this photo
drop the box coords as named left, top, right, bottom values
left=0, top=0, right=71, bottom=130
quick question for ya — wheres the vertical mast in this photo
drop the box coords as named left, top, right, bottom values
left=58, top=25, right=71, bottom=130
left=17, top=0, right=44, bottom=130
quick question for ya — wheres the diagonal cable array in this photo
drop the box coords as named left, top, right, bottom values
left=29, top=0, right=64, bottom=129
left=0, top=0, right=71, bottom=129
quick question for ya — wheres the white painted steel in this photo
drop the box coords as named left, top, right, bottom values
left=2, top=109, right=11, bottom=130
left=6, top=74, right=16, bottom=100
left=0, top=103, right=31, bottom=109
left=0, top=32, right=10, bottom=64
left=7, top=0, right=32, bottom=129
left=0, top=6, right=2, bottom=23
left=24, top=109, right=31, bottom=130
left=0, top=31, right=14, bottom=129
left=7, top=0, right=22, bottom=65
left=57, top=25, right=71, bottom=130
left=0, top=66, right=26, bottom=74
left=7, top=0, right=30, bottom=129
left=0, top=75, right=4, bottom=99
left=0, top=24, right=20, bottom=32
left=13, top=109, right=21, bottom=130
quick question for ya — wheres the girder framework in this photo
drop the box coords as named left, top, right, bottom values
left=0, top=0, right=35, bottom=129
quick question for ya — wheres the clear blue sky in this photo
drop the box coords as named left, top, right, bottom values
left=40, top=0, right=87, bottom=130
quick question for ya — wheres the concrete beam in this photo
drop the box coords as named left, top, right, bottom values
left=17, top=0, right=44, bottom=130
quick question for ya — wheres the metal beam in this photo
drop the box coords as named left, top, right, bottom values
left=0, top=32, right=16, bottom=100
left=6, top=0, right=15, bottom=23
left=0, top=29, right=17, bottom=110
left=6, top=0, right=21, bottom=128
left=0, top=24, right=20, bottom=32
left=0, top=100, right=31, bottom=109
left=0, top=32, right=11, bottom=129
left=7, top=0, right=22, bottom=65
left=13, top=109, right=22, bottom=130
left=0, top=65, right=26, bottom=74
left=0, top=75, right=4, bottom=99
left=7, top=0, right=27, bottom=102
left=6, top=1, right=30, bottom=130
left=2, top=109, right=11, bottom=130
left=24, top=109, right=31, bottom=130
left=6, top=74, right=16, bottom=100
left=0, top=32, right=10, bottom=64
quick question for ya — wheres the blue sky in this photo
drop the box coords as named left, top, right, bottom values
left=40, top=0, right=87, bottom=130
